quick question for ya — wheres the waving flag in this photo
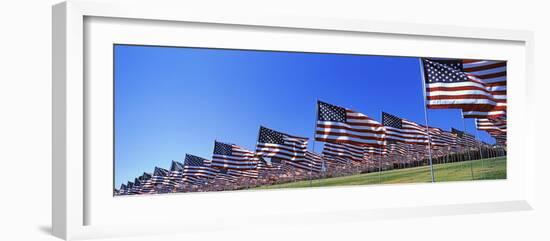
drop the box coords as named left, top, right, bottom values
left=382, top=112, right=429, bottom=145
left=213, top=169, right=239, bottom=183
left=119, top=184, right=127, bottom=195
left=422, top=59, right=497, bottom=112
left=182, top=154, right=219, bottom=179
left=365, top=145, right=387, bottom=156
left=462, top=60, right=507, bottom=118
left=160, top=164, right=184, bottom=188
left=211, top=141, right=258, bottom=170
left=476, top=117, right=507, bottom=146
left=285, top=151, right=323, bottom=173
left=428, top=127, right=456, bottom=148
left=315, top=101, right=385, bottom=147
left=257, top=156, right=279, bottom=171
left=386, top=140, right=408, bottom=156
left=256, top=126, right=308, bottom=162
left=476, top=117, right=507, bottom=133
left=126, top=181, right=134, bottom=194
left=451, top=128, right=477, bottom=148
left=138, top=172, right=154, bottom=194
left=227, top=169, right=259, bottom=179
left=149, top=167, right=169, bottom=189
left=322, top=142, right=365, bottom=163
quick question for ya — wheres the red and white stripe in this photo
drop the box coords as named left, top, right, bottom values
left=385, top=119, right=429, bottom=145
left=462, top=60, right=506, bottom=118
left=322, top=142, right=365, bottom=163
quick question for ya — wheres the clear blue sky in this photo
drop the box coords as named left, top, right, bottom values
left=114, top=45, right=495, bottom=188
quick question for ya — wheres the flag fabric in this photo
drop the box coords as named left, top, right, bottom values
left=163, top=165, right=183, bottom=188
left=386, top=140, right=408, bottom=156
left=422, top=58, right=497, bottom=112
left=428, top=127, right=456, bottom=148
left=138, top=172, right=154, bottom=194
left=257, top=156, right=279, bottom=171
left=494, top=134, right=507, bottom=146
left=126, top=181, right=134, bottom=194
left=150, top=167, right=169, bottom=189
left=285, top=151, right=323, bottom=173
left=322, top=142, right=365, bottom=163
left=213, top=169, right=239, bottom=183
left=119, top=184, right=127, bottom=195
left=365, top=145, right=387, bottom=156
left=451, top=128, right=477, bottom=148
left=211, top=141, right=258, bottom=170
left=422, top=58, right=506, bottom=118
left=182, top=154, right=219, bottom=179
left=227, top=169, right=259, bottom=179
left=256, top=126, right=308, bottom=162
left=462, top=60, right=507, bottom=118
left=181, top=175, right=206, bottom=185
left=476, top=117, right=507, bottom=146
left=408, top=144, right=428, bottom=155
left=132, top=178, right=142, bottom=193
left=476, top=117, right=507, bottom=133
left=315, top=101, right=386, bottom=147
left=382, top=112, right=429, bottom=145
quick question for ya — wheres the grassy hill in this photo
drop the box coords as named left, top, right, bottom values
left=254, top=157, right=506, bottom=189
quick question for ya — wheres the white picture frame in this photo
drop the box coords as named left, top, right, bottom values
left=52, top=0, right=536, bottom=240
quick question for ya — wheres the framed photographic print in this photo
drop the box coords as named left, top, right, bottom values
left=52, top=0, right=535, bottom=240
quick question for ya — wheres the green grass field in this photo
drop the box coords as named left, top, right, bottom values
left=254, top=157, right=506, bottom=189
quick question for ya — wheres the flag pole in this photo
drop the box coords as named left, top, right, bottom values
left=378, top=149, right=382, bottom=183
left=473, top=119, right=485, bottom=179
left=461, top=112, right=475, bottom=180
left=310, top=99, right=319, bottom=187
left=418, top=58, right=436, bottom=183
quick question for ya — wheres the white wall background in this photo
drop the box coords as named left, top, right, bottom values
left=0, top=0, right=547, bottom=240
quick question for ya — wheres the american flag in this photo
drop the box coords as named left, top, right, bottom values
left=428, top=127, right=456, bottom=148
left=182, top=154, right=219, bottom=179
left=119, top=183, right=127, bottom=195
left=382, top=112, right=429, bottom=145
left=285, top=151, right=323, bottom=173
left=150, top=167, right=169, bottom=189
left=163, top=165, right=183, bottom=188
left=315, top=101, right=386, bottom=147
left=422, top=58, right=497, bottom=113
left=408, top=144, right=427, bottom=155
left=476, top=117, right=507, bottom=146
left=257, top=156, right=279, bottom=171
left=227, top=169, right=259, bottom=179
left=451, top=128, right=477, bottom=148
left=126, top=181, right=134, bottom=194
left=322, top=142, right=365, bottom=164
left=211, top=141, right=258, bottom=170
left=494, top=134, right=507, bottom=146
left=462, top=60, right=507, bottom=118
left=138, top=172, right=154, bottom=194
left=213, top=169, right=239, bottom=183
left=476, top=117, right=507, bottom=133
left=386, top=140, right=408, bottom=156
left=365, top=145, right=387, bottom=156
left=132, top=178, right=142, bottom=193
left=256, top=126, right=308, bottom=162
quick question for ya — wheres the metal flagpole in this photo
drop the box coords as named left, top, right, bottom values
left=473, top=120, right=485, bottom=179
left=378, top=150, right=382, bottom=183
left=418, top=58, right=436, bottom=183
left=310, top=99, right=319, bottom=187
left=461, top=112, right=475, bottom=180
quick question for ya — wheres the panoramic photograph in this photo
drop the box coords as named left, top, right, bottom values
left=113, top=45, right=507, bottom=196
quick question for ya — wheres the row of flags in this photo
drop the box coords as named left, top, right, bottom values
left=117, top=57, right=507, bottom=194
left=422, top=58, right=507, bottom=145
left=118, top=100, right=504, bottom=195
